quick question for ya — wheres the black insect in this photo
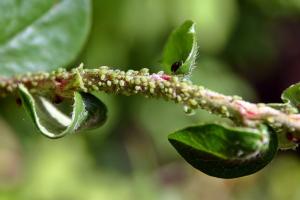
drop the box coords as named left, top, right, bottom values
left=171, top=61, right=183, bottom=73
left=53, top=95, right=64, bottom=104
left=16, top=98, right=22, bottom=106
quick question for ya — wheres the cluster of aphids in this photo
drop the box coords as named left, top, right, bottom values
left=6, top=64, right=211, bottom=119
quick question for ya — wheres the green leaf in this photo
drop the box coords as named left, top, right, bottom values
left=162, top=20, right=198, bottom=76
left=281, top=83, right=300, bottom=112
left=168, top=124, right=278, bottom=178
left=0, top=0, right=91, bottom=76
left=18, top=85, right=107, bottom=139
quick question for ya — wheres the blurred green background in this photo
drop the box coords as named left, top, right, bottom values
left=1, top=0, right=300, bottom=199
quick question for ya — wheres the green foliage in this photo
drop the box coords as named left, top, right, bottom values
left=161, top=21, right=279, bottom=178
left=0, top=0, right=91, bottom=76
left=168, top=124, right=278, bottom=178
left=0, top=3, right=296, bottom=183
left=0, top=0, right=108, bottom=138
left=2, top=19, right=284, bottom=179
left=18, top=84, right=107, bottom=138
left=282, top=83, right=300, bottom=112
left=162, top=20, right=197, bottom=76
left=2, top=1, right=300, bottom=199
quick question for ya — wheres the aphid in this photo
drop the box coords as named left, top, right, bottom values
left=286, top=132, right=300, bottom=144
left=171, top=61, right=183, bottom=73
left=53, top=95, right=63, bottom=104
left=286, top=132, right=293, bottom=141
left=16, top=98, right=22, bottom=106
left=161, top=74, right=171, bottom=81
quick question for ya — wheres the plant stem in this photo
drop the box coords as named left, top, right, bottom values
left=1, top=66, right=300, bottom=140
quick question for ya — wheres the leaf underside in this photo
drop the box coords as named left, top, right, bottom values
left=18, top=84, right=107, bottom=138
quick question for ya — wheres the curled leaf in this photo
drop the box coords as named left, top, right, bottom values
left=168, top=124, right=278, bottom=178
left=162, top=20, right=198, bottom=76
left=18, top=84, right=107, bottom=139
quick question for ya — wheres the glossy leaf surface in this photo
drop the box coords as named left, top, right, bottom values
left=0, top=0, right=91, bottom=76
left=162, top=20, right=198, bottom=76
left=168, top=124, right=278, bottom=178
